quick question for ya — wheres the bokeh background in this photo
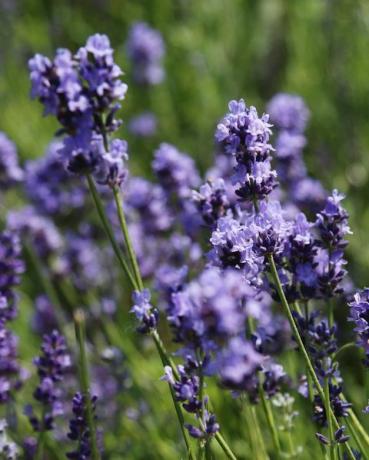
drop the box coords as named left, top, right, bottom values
left=1, top=2, right=369, bottom=457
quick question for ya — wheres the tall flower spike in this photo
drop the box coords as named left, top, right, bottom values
left=27, top=330, right=71, bottom=432
left=126, top=22, right=165, bottom=85
left=348, top=289, right=369, bottom=366
left=67, top=392, right=99, bottom=460
left=0, top=132, right=23, bottom=189
left=215, top=99, right=277, bottom=203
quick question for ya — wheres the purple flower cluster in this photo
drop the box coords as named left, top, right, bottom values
left=163, top=357, right=219, bottom=439
left=315, top=190, right=351, bottom=298
left=27, top=330, right=71, bottom=432
left=25, top=140, right=87, bottom=219
left=348, top=289, right=369, bottom=366
left=0, top=231, right=24, bottom=321
left=267, top=93, right=326, bottom=213
left=131, top=289, right=158, bottom=334
left=215, top=99, right=277, bottom=204
left=128, top=112, right=157, bottom=137
left=126, top=22, right=165, bottom=85
left=29, top=34, right=129, bottom=186
left=192, top=178, right=230, bottom=226
left=0, top=230, right=24, bottom=404
left=67, top=392, right=98, bottom=459
left=152, top=143, right=200, bottom=199
left=0, top=132, right=23, bottom=189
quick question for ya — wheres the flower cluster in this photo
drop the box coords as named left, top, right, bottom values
left=131, top=289, right=158, bottom=334
left=67, top=392, right=98, bottom=459
left=26, top=330, right=71, bottom=432
left=29, top=34, right=128, bottom=186
left=126, top=22, right=165, bottom=85
left=215, top=99, right=277, bottom=204
left=0, top=132, right=23, bottom=189
left=163, top=357, right=219, bottom=439
left=267, top=93, right=326, bottom=213
left=348, top=289, right=369, bottom=366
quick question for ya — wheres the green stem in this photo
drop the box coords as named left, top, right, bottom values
left=259, top=384, right=281, bottom=457
left=333, top=343, right=357, bottom=360
left=267, top=254, right=357, bottom=460
left=112, top=185, right=143, bottom=290
left=325, top=378, right=336, bottom=460
left=86, top=174, right=137, bottom=290
left=35, top=431, right=45, bottom=460
left=214, top=432, right=238, bottom=460
left=74, top=310, right=100, bottom=460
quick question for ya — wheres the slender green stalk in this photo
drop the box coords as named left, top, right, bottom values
left=112, top=185, right=143, bottom=290
left=267, top=254, right=357, bottom=460
left=259, top=384, right=281, bottom=457
left=325, top=378, right=336, bottom=460
left=86, top=174, right=137, bottom=290
left=35, top=430, right=45, bottom=460
left=334, top=342, right=357, bottom=360
left=74, top=310, right=100, bottom=460
left=214, top=432, right=238, bottom=460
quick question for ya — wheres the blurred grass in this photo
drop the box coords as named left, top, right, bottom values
left=2, top=1, right=369, bottom=457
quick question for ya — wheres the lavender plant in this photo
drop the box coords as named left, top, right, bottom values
left=0, top=29, right=368, bottom=460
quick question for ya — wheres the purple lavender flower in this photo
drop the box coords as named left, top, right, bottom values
left=168, top=268, right=255, bottom=348
left=267, top=93, right=310, bottom=133
left=348, top=289, right=369, bottom=366
left=131, top=289, right=158, bottom=334
left=315, top=190, right=351, bottom=297
left=125, top=177, right=173, bottom=234
left=215, top=99, right=277, bottom=203
left=0, top=132, right=23, bottom=189
left=27, top=330, right=71, bottom=432
left=25, top=140, right=87, bottom=218
left=29, top=34, right=128, bottom=180
left=128, top=112, right=157, bottom=137
left=29, top=34, right=127, bottom=133
left=67, top=392, right=99, bottom=459
left=32, top=296, right=58, bottom=335
left=214, top=337, right=263, bottom=392
left=152, top=143, right=200, bottom=199
left=0, top=320, right=21, bottom=403
left=0, top=230, right=24, bottom=321
left=163, top=357, right=219, bottom=439
left=126, top=22, right=165, bottom=85
left=192, top=178, right=230, bottom=226
left=7, top=207, right=63, bottom=260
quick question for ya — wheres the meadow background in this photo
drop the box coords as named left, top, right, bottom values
left=1, top=0, right=369, bottom=458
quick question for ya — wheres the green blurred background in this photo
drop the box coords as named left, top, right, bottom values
left=1, top=0, right=369, bottom=281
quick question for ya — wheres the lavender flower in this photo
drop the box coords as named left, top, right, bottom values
left=168, top=268, right=255, bottom=349
left=348, top=289, right=369, bottom=366
left=163, top=357, right=219, bottom=439
left=25, top=140, right=86, bottom=218
left=315, top=190, right=351, bottom=297
left=7, top=207, right=63, bottom=260
left=0, top=230, right=24, bottom=321
left=192, top=178, right=230, bottom=226
left=152, top=143, right=200, bottom=199
left=131, top=289, right=158, bottom=334
left=214, top=337, right=263, bottom=392
left=128, top=112, right=157, bottom=137
left=215, top=99, right=277, bottom=203
left=0, top=132, right=23, bottom=189
left=0, top=321, right=21, bottom=403
left=126, top=22, right=165, bottom=85
left=27, top=331, right=71, bottom=432
left=67, top=392, right=98, bottom=459
left=29, top=34, right=128, bottom=180
left=267, top=93, right=310, bottom=133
